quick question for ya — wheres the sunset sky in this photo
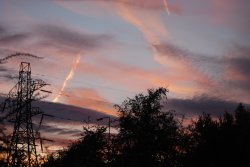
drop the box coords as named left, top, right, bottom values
left=0, top=0, right=250, bottom=151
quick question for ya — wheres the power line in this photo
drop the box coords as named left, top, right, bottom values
left=1, top=91, right=117, bottom=123
left=48, top=91, right=116, bottom=106
left=1, top=70, right=137, bottom=106
left=42, top=114, right=83, bottom=123
left=2, top=67, right=137, bottom=94
left=1, top=66, right=140, bottom=99
left=1, top=90, right=116, bottom=107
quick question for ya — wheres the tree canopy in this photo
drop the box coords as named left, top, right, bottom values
left=8, top=87, right=248, bottom=167
left=113, top=87, right=181, bottom=167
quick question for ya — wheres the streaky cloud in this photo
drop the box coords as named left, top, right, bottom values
left=166, top=94, right=249, bottom=116
left=224, top=44, right=250, bottom=93
left=0, top=52, right=43, bottom=64
left=0, top=25, right=30, bottom=44
left=73, top=0, right=182, bottom=13
left=35, top=24, right=113, bottom=51
left=63, top=87, right=116, bottom=116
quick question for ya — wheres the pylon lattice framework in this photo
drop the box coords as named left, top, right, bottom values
left=1, top=62, right=48, bottom=167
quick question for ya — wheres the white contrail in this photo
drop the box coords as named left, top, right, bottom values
left=53, top=54, right=81, bottom=102
left=163, top=0, right=170, bottom=15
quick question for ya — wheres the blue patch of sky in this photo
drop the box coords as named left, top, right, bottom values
left=162, top=13, right=233, bottom=56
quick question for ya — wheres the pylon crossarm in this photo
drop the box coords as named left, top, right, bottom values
left=7, top=83, right=18, bottom=99
left=31, top=79, right=47, bottom=92
left=0, top=84, right=18, bottom=113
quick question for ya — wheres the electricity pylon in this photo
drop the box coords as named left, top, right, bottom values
left=0, top=62, right=50, bottom=167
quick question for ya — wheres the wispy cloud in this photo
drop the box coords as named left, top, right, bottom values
left=63, top=87, right=116, bottom=116
left=116, top=0, right=214, bottom=89
left=0, top=0, right=249, bottom=122
left=117, top=0, right=170, bottom=65
left=57, top=0, right=182, bottom=13
left=0, top=23, right=114, bottom=57
left=0, top=52, right=43, bottom=64
left=35, top=24, right=113, bottom=52
left=0, top=25, right=30, bottom=45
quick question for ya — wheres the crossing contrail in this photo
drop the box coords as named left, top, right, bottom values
left=53, top=53, right=81, bottom=102
left=163, top=0, right=170, bottom=15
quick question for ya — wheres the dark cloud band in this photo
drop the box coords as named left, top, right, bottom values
left=0, top=52, right=43, bottom=64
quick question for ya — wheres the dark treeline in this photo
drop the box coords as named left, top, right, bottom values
left=1, top=87, right=250, bottom=167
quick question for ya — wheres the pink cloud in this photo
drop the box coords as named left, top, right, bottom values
left=56, top=0, right=182, bottom=14
left=77, top=54, right=214, bottom=99
left=63, top=88, right=116, bottom=116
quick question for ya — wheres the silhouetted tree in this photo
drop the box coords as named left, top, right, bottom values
left=41, top=87, right=250, bottom=167
left=42, top=126, right=108, bottom=167
left=0, top=118, right=8, bottom=166
left=233, top=103, right=250, bottom=166
left=113, top=87, right=181, bottom=167
left=184, top=113, right=220, bottom=167
left=184, top=103, right=250, bottom=167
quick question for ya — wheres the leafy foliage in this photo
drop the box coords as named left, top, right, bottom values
left=42, top=126, right=108, bottom=167
left=113, top=87, right=181, bottom=167
left=0, top=118, right=8, bottom=166
left=34, top=88, right=250, bottom=167
left=184, top=103, right=250, bottom=167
